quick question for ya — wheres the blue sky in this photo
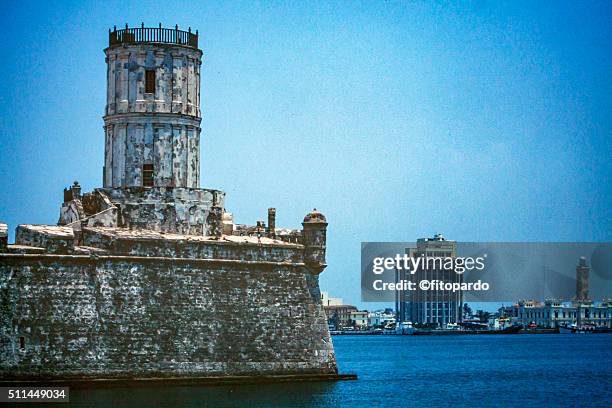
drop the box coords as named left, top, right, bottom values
left=0, top=1, right=610, bottom=309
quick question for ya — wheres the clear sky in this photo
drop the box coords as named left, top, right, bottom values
left=0, top=1, right=610, bottom=309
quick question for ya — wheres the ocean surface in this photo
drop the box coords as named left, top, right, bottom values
left=54, top=334, right=612, bottom=407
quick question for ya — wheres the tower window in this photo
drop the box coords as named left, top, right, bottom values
left=142, top=164, right=154, bottom=187
left=145, top=70, right=156, bottom=94
left=19, top=336, right=25, bottom=350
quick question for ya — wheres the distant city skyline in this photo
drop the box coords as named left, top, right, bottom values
left=1, top=1, right=610, bottom=309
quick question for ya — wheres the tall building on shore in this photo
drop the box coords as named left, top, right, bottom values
left=396, top=234, right=462, bottom=326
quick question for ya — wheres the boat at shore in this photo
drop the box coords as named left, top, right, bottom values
left=559, top=324, right=612, bottom=334
left=413, top=325, right=523, bottom=335
left=395, top=321, right=415, bottom=335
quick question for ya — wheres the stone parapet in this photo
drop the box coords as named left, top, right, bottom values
left=98, top=187, right=225, bottom=235
left=15, top=225, right=74, bottom=254
left=81, top=227, right=304, bottom=262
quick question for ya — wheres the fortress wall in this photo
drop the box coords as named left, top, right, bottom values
left=0, top=254, right=336, bottom=380
left=81, top=229, right=304, bottom=262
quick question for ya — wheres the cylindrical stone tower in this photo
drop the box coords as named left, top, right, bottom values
left=103, top=24, right=202, bottom=188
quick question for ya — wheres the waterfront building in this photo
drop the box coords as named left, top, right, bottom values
left=396, top=234, right=462, bottom=326
left=321, top=291, right=343, bottom=306
left=324, top=305, right=358, bottom=329
left=367, top=310, right=396, bottom=328
left=510, top=299, right=612, bottom=328
left=350, top=311, right=369, bottom=329
left=507, top=257, right=612, bottom=328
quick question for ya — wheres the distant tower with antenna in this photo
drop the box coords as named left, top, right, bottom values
left=575, top=256, right=590, bottom=302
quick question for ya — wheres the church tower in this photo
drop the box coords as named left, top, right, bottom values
left=576, top=256, right=590, bottom=302
left=104, top=24, right=202, bottom=188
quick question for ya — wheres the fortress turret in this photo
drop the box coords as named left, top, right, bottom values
left=104, top=24, right=202, bottom=188
left=302, top=209, right=328, bottom=274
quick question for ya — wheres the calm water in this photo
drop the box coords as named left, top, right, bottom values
left=34, top=334, right=612, bottom=407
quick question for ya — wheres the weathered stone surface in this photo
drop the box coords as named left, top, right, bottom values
left=81, top=227, right=304, bottom=262
left=104, top=43, right=202, bottom=189
left=4, top=245, right=46, bottom=255
left=58, top=200, right=84, bottom=226
left=15, top=225, right=74, bottom=254
left=100, top=187, right=225, bottom=235
left=0, top=251, right=336, bottom=380
left=59, top=187, right=118, bottom=229
left=302, top=209, right=328, bottom=274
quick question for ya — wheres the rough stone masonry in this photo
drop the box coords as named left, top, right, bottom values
left=0, top=25, right=337, bottom=380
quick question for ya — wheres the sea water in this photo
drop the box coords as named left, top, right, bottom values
left=59, top=334, right=612, bottom=407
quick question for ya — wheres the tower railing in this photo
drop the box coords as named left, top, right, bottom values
left=109, top=24, right=198, bottom=49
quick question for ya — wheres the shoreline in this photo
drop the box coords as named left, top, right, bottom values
left=0, top=373, right=358, bottom=388
left=329, top=328, right=608, bottom=336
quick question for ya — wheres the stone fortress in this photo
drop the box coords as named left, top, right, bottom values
left=0, top=25, right=339, bottom=381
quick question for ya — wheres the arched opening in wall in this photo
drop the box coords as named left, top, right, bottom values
left=143, top=163, right=154, bottom=187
